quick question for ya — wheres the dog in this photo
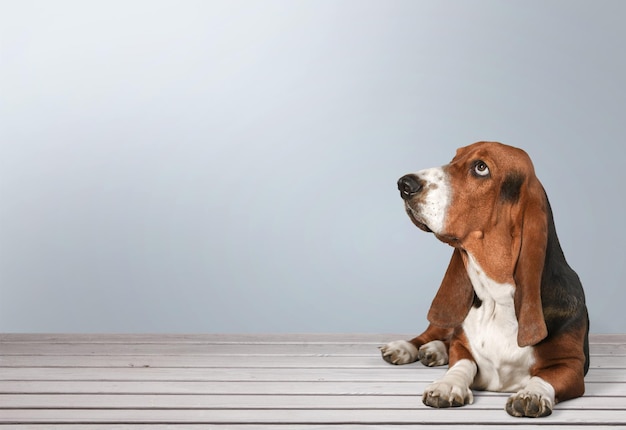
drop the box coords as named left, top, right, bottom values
left=380, top=141, right=589, bottom=418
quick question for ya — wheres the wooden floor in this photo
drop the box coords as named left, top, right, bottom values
left=0, top=334, right=624, bottom=429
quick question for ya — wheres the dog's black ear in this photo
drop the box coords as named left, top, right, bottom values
left=427, top=248, right=474, bottom=328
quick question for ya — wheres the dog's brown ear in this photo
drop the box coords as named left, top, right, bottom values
left=427, top=248, right=474, bottom=328
left=512, top=177, right=549, bottom=347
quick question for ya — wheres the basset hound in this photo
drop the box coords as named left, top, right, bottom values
left=380, top=141, right=589, bottom=418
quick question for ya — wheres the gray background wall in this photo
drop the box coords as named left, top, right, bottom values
left=1, top=1, right=625, bottom=334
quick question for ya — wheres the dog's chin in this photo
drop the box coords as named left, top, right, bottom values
left=414, top=220, right=432, bottom=233
left=406, top=211, right=461, bottom=246
left=406, top=211, right=433, bottom=233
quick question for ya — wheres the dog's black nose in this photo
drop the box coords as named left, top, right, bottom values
left=398, top=175, right=422, bottom=200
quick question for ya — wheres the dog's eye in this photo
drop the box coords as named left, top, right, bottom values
left=473, top=161, right=490, bottom=177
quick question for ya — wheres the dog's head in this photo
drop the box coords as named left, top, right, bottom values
left=398, top=141, right=540, bottom=246
left=399, top=141, right=550, bottom=346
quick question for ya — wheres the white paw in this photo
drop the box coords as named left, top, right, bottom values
left=422, top=380, right=474, bottom=408
left=505, top=377, right=555, bottom=418
left=418, top=340, right=448, bottom=367
left=379, top=340, right=419, bottom=365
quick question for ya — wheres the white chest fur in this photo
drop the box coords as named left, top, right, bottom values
left=462, top=253, right=535, bottom=392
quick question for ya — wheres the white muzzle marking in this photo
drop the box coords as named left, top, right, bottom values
left=407, top=167, right=450, bottom=235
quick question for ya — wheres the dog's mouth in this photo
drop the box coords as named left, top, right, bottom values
left=414, top=219, right=432, bottom=233
left=405, top=202, right=462, bottom=247
left=405, top=205, right=433, bottom=233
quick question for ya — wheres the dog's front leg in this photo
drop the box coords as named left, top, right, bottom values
left=422, top=359, right=476, bottom=407
left=505, top=330, right=587, bottom=418
left=422, top=333, right=477, bottom=408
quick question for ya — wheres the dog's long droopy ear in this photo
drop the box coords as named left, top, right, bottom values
left=513, top=177, right=549, bottom=347
left=427, top=248, right=474, bottom=328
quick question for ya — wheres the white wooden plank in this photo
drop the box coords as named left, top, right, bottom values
left=0, top=393, right=623, bottom=410
left=9, top=426, right=626, bottom=430
left=0, top=366, right=448, bottom=382
left=7, top=423, right=624, bottom=430
left=0, top=354, right=623, bottom=368
left=0, top=366, right=621, bottom=383
left=0, top=380, right=426, bottom=395
left=0, top=408, right=625, bottom=425
left=0, top=343, right=391, bottom=355
left=0, top=380, right=624, bottom=396
left=0, top=334, right=415, bottom=343
left=1, top=342, right=623, bottom=356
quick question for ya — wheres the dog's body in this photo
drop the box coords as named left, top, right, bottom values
left=380, top=142, right=589, bottom=418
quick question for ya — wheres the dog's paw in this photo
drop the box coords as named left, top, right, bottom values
left=505, top=377, right=555, bottom=418
left=418, top=340, right=448, bottom=367
left=379, top=340, right=418, bottom=365
left=422, top=380, right=473, bottom=408
left=506, top=391, right=553, bottom=418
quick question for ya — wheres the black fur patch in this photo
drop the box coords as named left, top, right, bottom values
left=472, top=292, right=482, bottom=308
left=500, top=172, right=525, bottom=203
